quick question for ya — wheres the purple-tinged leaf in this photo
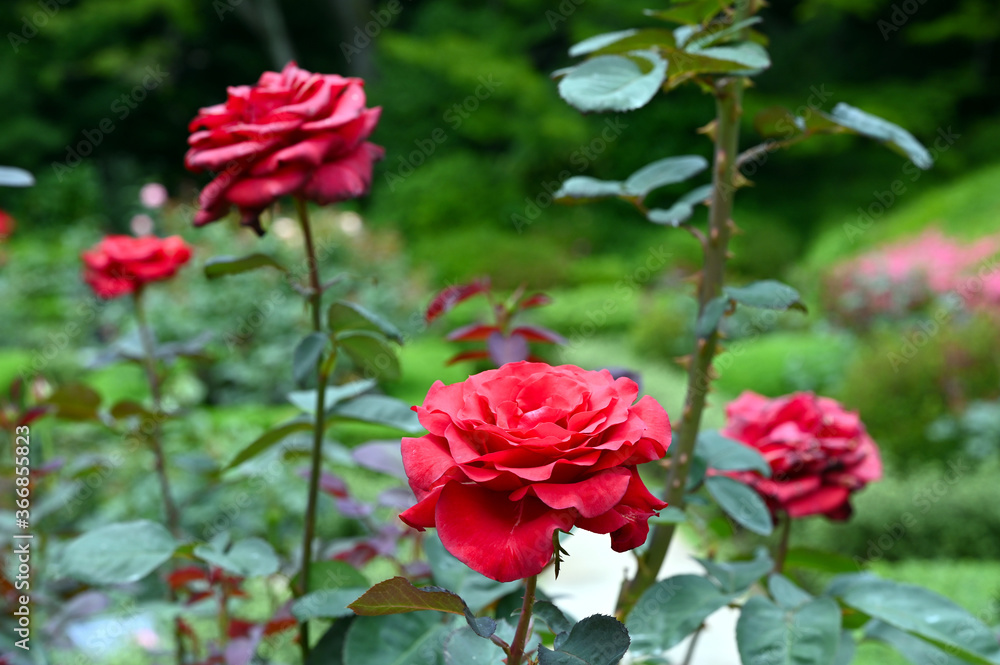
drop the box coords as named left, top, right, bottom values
left=352, top=441, right=406, bottom=480
left=446, top=323, right=501, bottom=342
left=519, top=293, right=553, bottom=310
left=297, top=468, right=348, bottom=497
left=426, top=278, right=490, bottom=322
left=377, top=487, right=416, bottom=510
left=335, top=498, right=374, bottom=519
left=488, top=332, right=530, bottom=366
left=445, top=350, right=491, bottom=366
left=511, top=325, right=568, bottom=345
left=349, top=577, right=467, bottom=616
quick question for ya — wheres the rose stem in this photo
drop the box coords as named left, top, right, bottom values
left=774, top=512, right=792, bottom=574
left=508, top=574, right=538, bottom=665
left=295, top=196, right=330, bottom=659
left=133, top=287, right=186, bottom=664
left=680, top=623, right=706, bottom=665
left=616, top=3, right=752, bottom=619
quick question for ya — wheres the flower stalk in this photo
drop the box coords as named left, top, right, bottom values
left=616, top=53, right=748, bottom=618
left=509, top=574, right=538, bottom=665
left=295, top=197, right=331, bottom=659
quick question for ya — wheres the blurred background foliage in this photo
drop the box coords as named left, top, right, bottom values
left=3, top=0, right=1000, bottom=650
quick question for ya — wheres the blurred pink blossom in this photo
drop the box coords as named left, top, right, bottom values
left=139, top=182, right=168, bottom=209
left=130, top=214, right=155, bottom=236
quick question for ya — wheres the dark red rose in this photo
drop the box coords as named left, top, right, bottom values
left=399, top=361, right=670, bottom=582
left=82, top=235, right=192, bottom=299
left=185, top=62, right=384, bottom=233
left=720, top=391, right=882, bottom=520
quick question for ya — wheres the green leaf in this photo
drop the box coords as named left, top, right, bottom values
left=343, top=612, right=450, bottom=665
left=704, top=475, right=773, bottom=536
left=533, top=601, right=575, bottom=635
left=328, top=300, right=403, bottom=343
left=644, top=0, right=726, bottom=25
left=835, top=578, right=1000, bottom=665
left=825, top=103, right=933, bottom=170
left=558, top=50, right=668, bottom=113
left=695, top=430, right=771, bottom=475
left=109, top=400, right=154, bottom=420
left=288, top=379, right=378, bottom=415
left=568, top=29, right=639, bottom=57
left=623, top=155, right=708, bottom=198
left=833, top=630, right=857, bottom=665
left=47, top=383, right=101, bottom=421
left=203, top=253, right=287, bottom=279
left=295, top=559, right=370, bottom=593
left=725, top=280, right=807, bottom=311
left=193, top=537, right=280, bottom=577
left=424, top=535, right=519, bottom=613
left=628, top=575, right=735, bottom=655
left=695, top=295, right=729, bottom=338
left=336, top=330, right=401, bottom=382
left=695, top=547, right=773, bottom=594
left=783, top=548, right=860, bottom=574
left=553, top=176, right=624, bottom=203
left=865, top=621, right=969, bottom=665
left=293, top=333, right=329, bottom=388
left=444, top=624, right=509, bottom=665
left=224, top=417, right=312, bottom=470
left=295, top=588, right=371, bottom=620
left=687, top=42, right=771, bottom=71
left=570, top=28, right=679, bottom=57
left=646, top=184, right=713, bottom=226
left=59, top=520, right=177, bottom=585
left=769, top=574, right=814, bottom=610
left=754, top=106, right=805, bottom=139
left=539, top=615, right=630, bottom=665
left=0, top=166, right=35, bottom=187
left=686, top=17, right=763, bottom=49
left=331, top=394, right=423, bottom=434
left=349, top=577, right=468, bottom=616
left=648, top=506, right=688, bottom=525
left=736, top=596, right=842, bottom=665
left=306, top=617, right=354, bottom=665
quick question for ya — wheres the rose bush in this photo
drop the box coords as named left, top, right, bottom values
left=720, top=391, right=882, bottom=520
left=399, top=361, right=670, bottom=582
left=81, top=234, right=192, bottom=298
left=185, top=62, right=384, bottom=233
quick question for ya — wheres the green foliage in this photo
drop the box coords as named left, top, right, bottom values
left=836, top=313, right=1000, bottom=468
left=796, top=458, right=1000, bottom=561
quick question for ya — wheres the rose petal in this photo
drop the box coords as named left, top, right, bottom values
left=435, top=482, right=575, bottom=583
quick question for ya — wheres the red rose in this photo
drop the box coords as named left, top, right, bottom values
left=0, top=210, right=14, bottom=240
left=720, top=391, right=882, bottom=520
left=185, top=62, right=384, bottom=234
left=399, top=361, right=670, bottom=582
left=82, top=235, right=192, bottom=299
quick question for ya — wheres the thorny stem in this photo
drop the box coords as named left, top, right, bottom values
left=508, top=575, right=538, bottom=665
left=132, top=288, right=186, bottom=665
left=616, top=9, right=750, bottom=619
left=296, top=197, right=331, bottom=659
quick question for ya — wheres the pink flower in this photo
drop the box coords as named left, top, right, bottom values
left=139, top=183, right=169, bottom=209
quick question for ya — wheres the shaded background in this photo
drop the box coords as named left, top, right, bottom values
left=3, top=1, right=1000, bottom=661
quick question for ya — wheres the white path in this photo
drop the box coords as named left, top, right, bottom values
left=538, top=529, right=740, bottom=665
